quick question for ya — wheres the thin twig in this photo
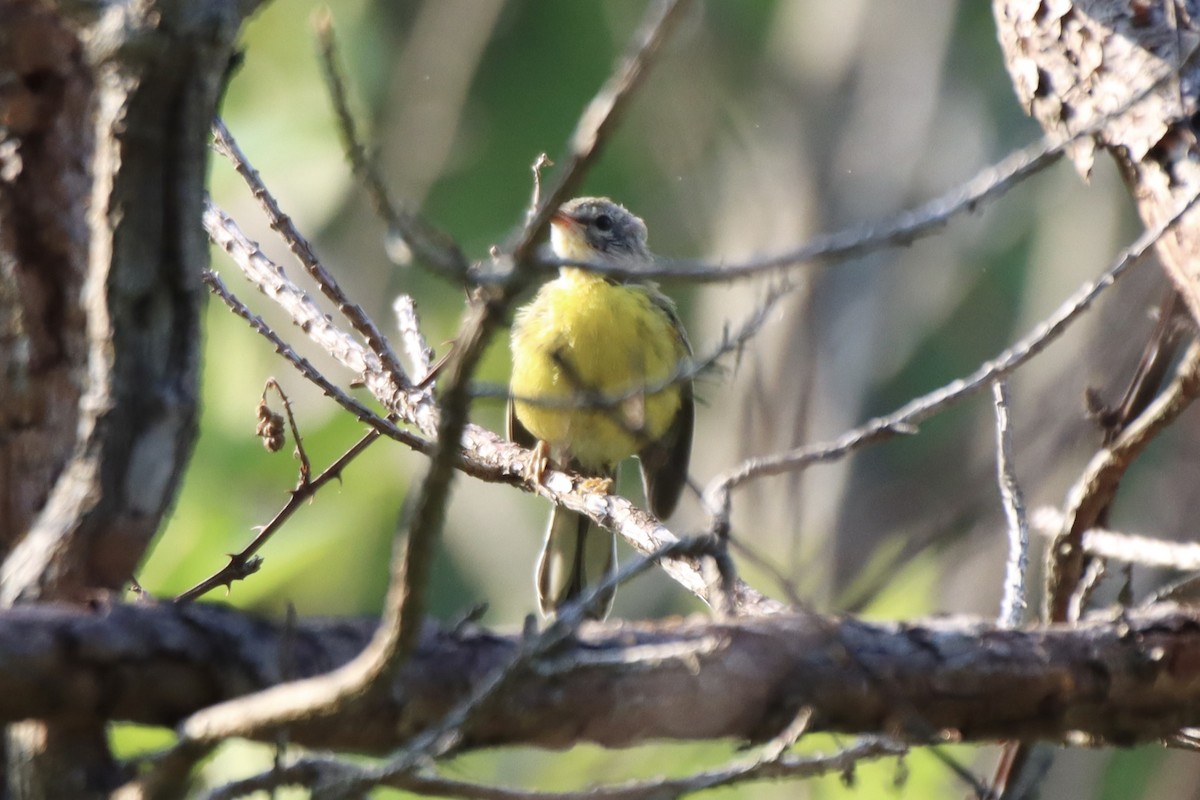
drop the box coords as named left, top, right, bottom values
left=1047, top=339, right=1200, bottom=622
left=725, top=533, right=809, bottom=610
left=508, top=0, right=693, bottom=266
left=473, top=277, right=792, bottom=416
left=508, top=55, right=1186, bottom=285
left=393, top=294, right=435, bottom=384
left=203, top=539, right=711, bottom=800
left=170, top=310, right=492, bottom=750
left=526, top=153, right=553, bottom=225
left=200, top=268, right=428, bottom=452
left=927, top=746, right=992, bottom=799
left=205, top=737, right=905, bottom=800
left=521, top=133, right=1063, bottom=284
left=704, top=187, right=1200, bottom=523
left=992, top=380, right=1029, bottom=628
left=262, top=378, right=311, bottom=484
left=175, top=0, right=695, bottom=761
left=174, top=429, right=382, bottom=603
left=1030, top=507, right=1200, bottom=572
left=203, top=201, right=440, bottom=437
left=313, top=11, right=469, bottom=278
left=206, top=200, right=775, bottom=614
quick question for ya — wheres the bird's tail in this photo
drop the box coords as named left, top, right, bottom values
left=536, top=506, right=617, bottom=620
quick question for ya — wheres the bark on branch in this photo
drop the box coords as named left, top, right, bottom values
left=995, top=0, right=1200, bottom=323
left=7, top=601, right=1200, bottom=752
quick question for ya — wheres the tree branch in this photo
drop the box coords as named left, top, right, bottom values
left=8, top=602, right=1200, bottom=752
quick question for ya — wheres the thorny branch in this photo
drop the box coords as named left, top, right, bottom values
left=173, top=428, right=382, bottom=604
left=212, top=117, right=413, bottom=389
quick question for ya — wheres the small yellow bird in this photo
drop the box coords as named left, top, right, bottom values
left=508, top=197, right=693, bottom=619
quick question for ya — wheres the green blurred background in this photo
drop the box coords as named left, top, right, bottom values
left=129, top=1, right=1200, bottom=796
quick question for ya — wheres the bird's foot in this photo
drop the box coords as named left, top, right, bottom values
left=526, top=440, right=551, bottom=484
left=579, top=475, right=615, bottom=494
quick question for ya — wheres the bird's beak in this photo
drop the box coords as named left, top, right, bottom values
left=549, top=209, right=588, bottom=262
left=550, top=210, right=578, bottom=230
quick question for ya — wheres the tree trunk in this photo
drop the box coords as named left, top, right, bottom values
left=0, top=0, right=256, bottom=795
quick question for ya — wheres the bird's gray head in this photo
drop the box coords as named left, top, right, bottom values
left=551, top=197, right=649, bottom=261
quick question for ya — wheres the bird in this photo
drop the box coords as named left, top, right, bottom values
left=508, top=196, right=694, bottom=620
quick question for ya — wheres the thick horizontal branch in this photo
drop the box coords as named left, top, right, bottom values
left=6, top=602, right=1200, bottom=751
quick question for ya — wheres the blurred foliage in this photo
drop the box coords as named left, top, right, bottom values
left=128, top=0, right=1194, bottom=796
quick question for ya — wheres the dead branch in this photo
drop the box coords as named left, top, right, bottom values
left=1047, top=340, right=1200, bottom=622
left=6, top=602, right=1200, bottom=752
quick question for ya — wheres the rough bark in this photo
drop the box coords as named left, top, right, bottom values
left=0, top=1, right=257, bottom=795
left=4, top=601, right=1200, bottom=752
left=0, top=2, right=90, bottom=561
left=0, top=0, right=243, bottom=604
left=994, top=0, right=1200, bottom=323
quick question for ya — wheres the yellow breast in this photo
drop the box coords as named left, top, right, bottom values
left=510, top=269, right=686, bottom=470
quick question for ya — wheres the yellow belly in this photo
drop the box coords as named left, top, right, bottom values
left=510, top=270, right=685, bottom=470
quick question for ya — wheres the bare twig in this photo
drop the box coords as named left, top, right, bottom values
left=927, top=746, right=993, bottom=799
left=261, top=378, right=311, bottom=484
left=1047, top=340, right=1200, bottom=621
left=526, top=153, right=553, bottom=224
left=1091, top=287, right=1190, bottom=443
left=992, top=380, right=1029, bottom=628
left=205, top=200, right=775, bottom=614
left=351, top=539, right=713, bottom=796
left=313, top=11, right=470, bottom=277
left=509, top=0, right=693, bottom=265
left=174, top=0, right=697, bottom=764
left=205, top=737, right=905, bottom=800
left=203, top=201, right=439, bottom=436
left=474, top=277, right=792, bottom=417
left=199, top=268, right=428, bottom=452
left=523, top=133, right=1063, bottom=284
left=725, top=533, right=808, bottom=610
left=168, top=311, right=489, bottom=750
left=704, top=188, right=1200, bottom=522
left=1030, top=507, right=1200, bottom=572
left=393, top=295, right=435, bottom=384
left=204, top=538, right=712, bottom=800
left=513, top=53, right=1186, bottom=285
left=174, top=429, right=382, bottom=604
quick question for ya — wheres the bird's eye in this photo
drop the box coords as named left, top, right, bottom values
left=593, top=214, right=614, bottom=232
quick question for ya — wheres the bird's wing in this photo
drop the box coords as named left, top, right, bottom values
left=507, top=393, right=537, bottom=448
left=638, top=378, right=693, bottom=519
left=638, top=287, right=694, bottom=519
